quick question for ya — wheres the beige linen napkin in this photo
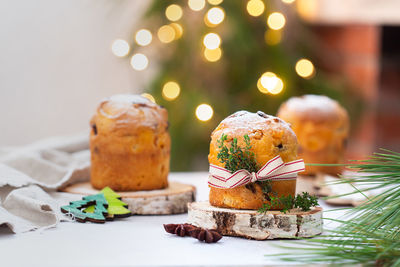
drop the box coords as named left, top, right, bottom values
left=0, top=133, right=90, bottom=233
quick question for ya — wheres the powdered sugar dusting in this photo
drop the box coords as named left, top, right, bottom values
left=108, top=94, right=152, bottom=105
left=98, top=94, right=156, bottom=119
left=219, top=111, right=291, bottom=133
left=283, top=95, right=338, bottom=114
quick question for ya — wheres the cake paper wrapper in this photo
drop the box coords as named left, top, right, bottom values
left=0, top=133, right=90, bottom=233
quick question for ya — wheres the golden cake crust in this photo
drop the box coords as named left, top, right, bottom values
left=277, top=94, right=349, bottom=175
left=90, top=94, right=170, bottom=191
left=208, top=111, right=298, bottom=210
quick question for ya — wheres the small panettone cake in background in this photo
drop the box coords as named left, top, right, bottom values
left=208, top=111, right=305, bottom=210
left=62, top=94, right=195, bottom=217
left=90, top=94, right=170, bottom=191
left=277, top=94, right=349, bottom=176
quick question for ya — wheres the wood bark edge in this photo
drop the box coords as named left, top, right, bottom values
left=187, top=201, right=323, bottom=240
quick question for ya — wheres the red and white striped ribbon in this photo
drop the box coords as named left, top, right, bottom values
left=208, top=156, right=305, bottom=189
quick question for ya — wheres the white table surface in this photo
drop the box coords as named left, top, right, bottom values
left=0, top=172, right=345, bottom=267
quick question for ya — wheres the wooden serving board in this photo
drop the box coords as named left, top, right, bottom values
left=187, top=201, right=322, bottom=240
left=62, top=181, right=196, bottom=215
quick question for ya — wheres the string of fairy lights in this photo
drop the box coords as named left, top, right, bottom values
left=110, top=0, right=315, bottom=122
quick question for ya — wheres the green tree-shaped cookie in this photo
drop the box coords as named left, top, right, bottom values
left=61, top=193, right=108, bottom=223
left=85, top=187, right=131, bottom=220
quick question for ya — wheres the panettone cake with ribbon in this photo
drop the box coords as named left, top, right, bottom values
left=186, top=110, right=321, bottom=240
left=208, top=110, right=305, bottom=210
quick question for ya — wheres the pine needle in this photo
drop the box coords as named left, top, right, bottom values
left=272, top=149, right=400, bottom=266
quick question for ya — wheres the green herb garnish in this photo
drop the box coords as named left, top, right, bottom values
left=294, top=192, right=319, bottom=211
left=217, top=134, right=318, bottom=213
left=258, top=192, right=318, bottom=214
left=258, top=180, right=273, bottom=200
left=217, top=134, right=258, bottom=173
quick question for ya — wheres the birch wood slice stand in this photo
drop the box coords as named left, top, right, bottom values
left=62, top=181, right=196, bottom=215
left=188, top=201, right=322, bottom=240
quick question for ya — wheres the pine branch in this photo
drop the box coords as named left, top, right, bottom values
left=273, top=149, right=400, bottom=266
left=274, top=219, right=400, bottom=266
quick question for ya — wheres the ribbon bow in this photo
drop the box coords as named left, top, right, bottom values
left=208, top=156, right=305, bottom=189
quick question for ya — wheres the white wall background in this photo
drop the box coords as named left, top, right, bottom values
left=0, top=0, right=149, bottom=146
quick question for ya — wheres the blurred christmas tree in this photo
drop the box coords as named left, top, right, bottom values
left=113, top=0, right=353, bottom=171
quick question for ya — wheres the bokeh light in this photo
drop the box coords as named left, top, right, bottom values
left=260, top=72, right=277, bottom=93
left=111, top=39, right=130, bottom=57
left=282, top=0, right=295, bottom=4
left=295, top=58, right=315, bottom=78
left=135, top=29, right=152, bottom=46
left=258, top=72, right=284, bottom=95
left=267, top=12, right=286, bottom=30
left=130, top=53, right=148, bottom=71
left=207, top=0, right=223, bottom=5
left=165, top=4, right=183, bottom=21
left=246, top=0, right=265, bottom=17
left=257, top=77, right=268, bottom=94
left=188, top=0, right=206, bottom=11
left=268, top=77, right=283, bottom=94
left=162, top=81, right=181, bottom=101
left=296, top=0, right=318, bottom=21
left=195, top=104, right=214, bottom=121
left=141, top=93, right=156, bottom=103
left=158, top=25, right=176, bottom=43
left=170, top=23, right=183, bottom=39
left=264, top=30, right=282, bottom=45
left=204, top=47, right=222, bottom=62
left=206, top=7, right=225, bottom=26
left=203, top=33, right=221, bottom=49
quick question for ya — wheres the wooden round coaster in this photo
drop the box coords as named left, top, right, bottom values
left=187, top=201, right=322, bottom=240
left=62, top=181, right=196, bottom=215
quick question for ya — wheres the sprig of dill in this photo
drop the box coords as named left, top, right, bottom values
left=216, top=134, right=258, bottom=173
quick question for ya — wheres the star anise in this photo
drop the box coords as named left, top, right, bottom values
left=189, top=228, right=223, bottom=243
left=163, top=223, right=197, bottom=237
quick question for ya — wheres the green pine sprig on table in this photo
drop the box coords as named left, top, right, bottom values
left=216, top=134, right=258, bottom=173
left=277, top=218, right=400, bottom=266
left=273, top=149, right=400, bottom=266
